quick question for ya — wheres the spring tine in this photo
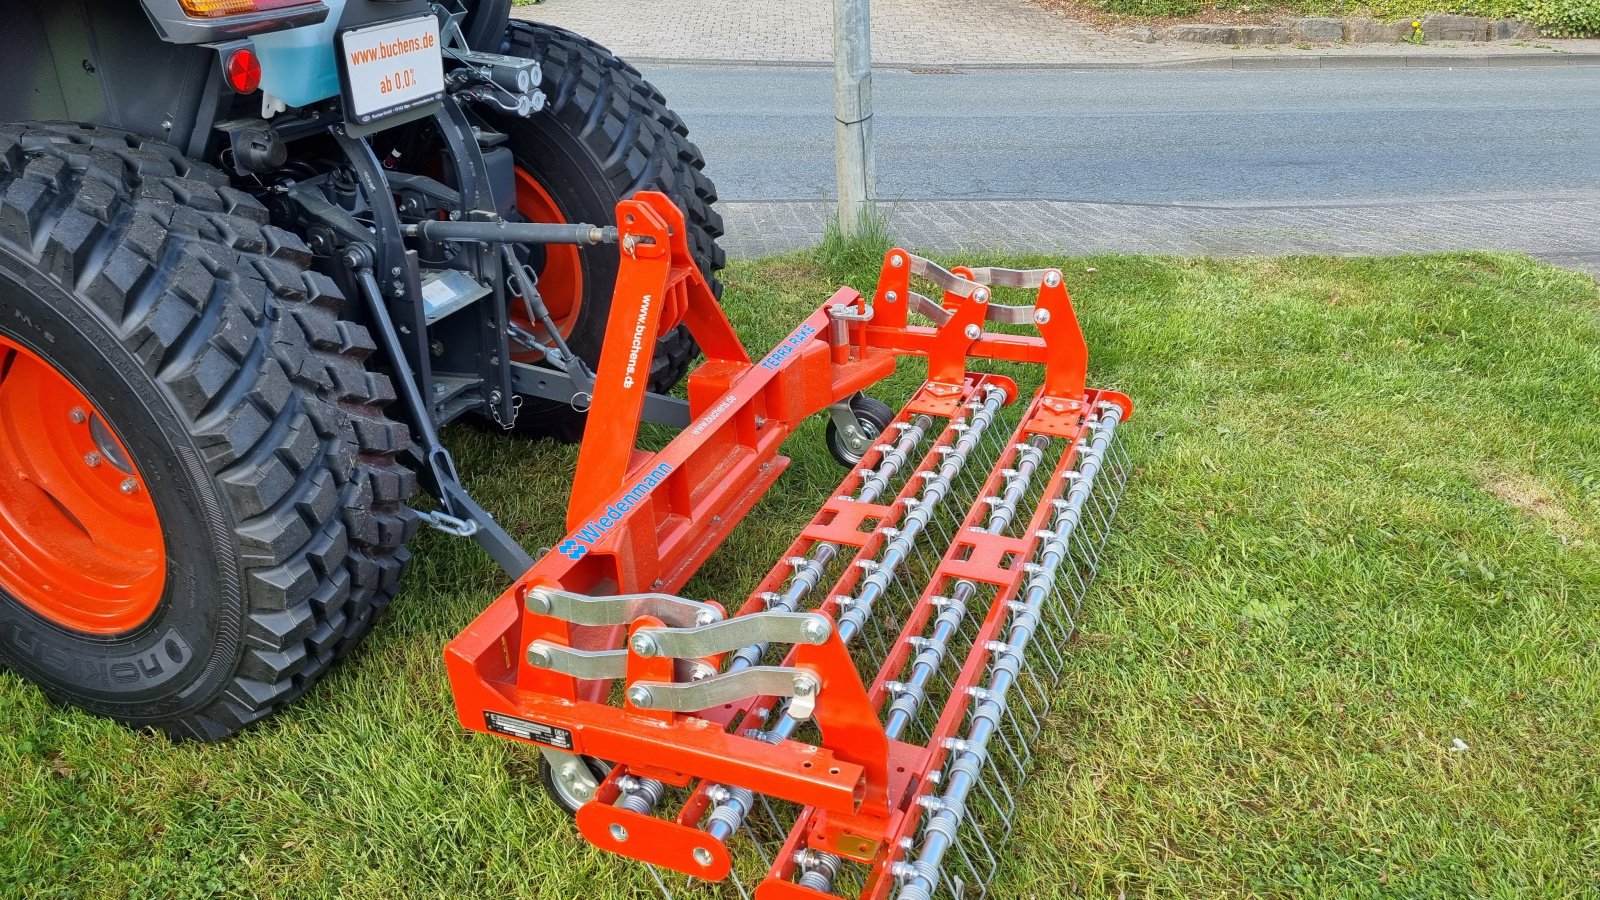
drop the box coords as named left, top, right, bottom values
left=1004, top=669, right=1043, bottom=739
left=964, top=819, right=999, bottom=885
left=972, top=770, right=1012, bottom=840
left=948, top=841, right=976, bottom=900
left=1028, top=598, right=1069, bottom=678
left=647, top=864, right=673, bottom=900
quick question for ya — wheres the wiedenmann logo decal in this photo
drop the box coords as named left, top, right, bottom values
left=759, top=323, right=817, bottom=372
left=556, top=462, right=674, bottom=560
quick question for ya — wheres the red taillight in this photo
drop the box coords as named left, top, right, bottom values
left=225, top=48, right=263, bottom=94
left=179, top=0, right=319, bottom=18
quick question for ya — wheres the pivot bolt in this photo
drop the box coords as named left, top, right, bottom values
left=973, top=289, right=989, bottom=305
left=119, top=479, right=138, bottom=495
left=630, top=633, right=659, bottom=657
left=889, top=254, right=904, bottom=268
left=527, top=646, right=552, bottom=668
left=627, top=685, right=654, bottom=708
left=964, top=324, right=981, bottom=340
left=800, top=617, right=832, bottom=644
left=1035, top=309, right=1051, bottom=324
left=1044, top=270, right=1062, bottom=288
left=69, top=408, right=86, bottom=424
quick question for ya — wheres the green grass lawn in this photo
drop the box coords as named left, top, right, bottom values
left=3, top=250, right=1598, bottom=898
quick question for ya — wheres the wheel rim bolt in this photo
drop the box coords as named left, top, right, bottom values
left=84, top=452, right=101, bottom=468
left=69, top=408, right=86, bottom=424
left=120, top=479, right=137, bottom=494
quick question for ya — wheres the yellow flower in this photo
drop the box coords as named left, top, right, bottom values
left=1411, top=19, right=1421, bottom=27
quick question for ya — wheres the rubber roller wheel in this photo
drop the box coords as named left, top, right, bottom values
left=538, top=752, right=613, bottom=816
left=826, top=395, right=895, bottom=468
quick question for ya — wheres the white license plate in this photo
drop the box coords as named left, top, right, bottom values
left=340, top=15, right=446, bottom=124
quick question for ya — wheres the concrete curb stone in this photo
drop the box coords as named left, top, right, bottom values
left=1345, top=18, right=1412, bottom=43
left=1159, top=15, right=1549, bottom=45
left=1290, top=18, right=1346, bottom=42
left=1164, top=24, right=1292, bottom=45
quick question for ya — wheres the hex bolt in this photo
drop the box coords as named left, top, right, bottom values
left=800, top=616, right=832, bottom=644
left=630, top=633, right=659, bottom=657
left=83, top=452, right=102, bottom=468
left=973, top=289, right=989, bottom=304
left=627, top=685, right=654, bottom=708
left=964, top=324, right=981, bottom=340
left=694, top=609, right=718, bottom=627
left=1035, top=308, right=1051, bottom=324
left=119, top=479, right=138, bottom=495
left=560, top=761, right=594, bottom=800
left=1044, top=270, right=1062, bottom=287
left=68, top=408, right=86, bottom=424
left=790, top=674, right=820, bottom=719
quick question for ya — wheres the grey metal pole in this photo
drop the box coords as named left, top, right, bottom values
left=833, top=0, right=875, bottom=237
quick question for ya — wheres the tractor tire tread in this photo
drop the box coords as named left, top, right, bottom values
left=503, top=21, right=723, bottom=391
left=0, top=122, right=416, bottom=741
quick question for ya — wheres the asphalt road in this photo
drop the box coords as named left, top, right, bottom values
left=648, top=66, right=1600, bottom=206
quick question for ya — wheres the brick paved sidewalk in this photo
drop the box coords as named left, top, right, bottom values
left=513, top=0, right=1600, bottom=67
left=719, top=198, right=1600, bottom=273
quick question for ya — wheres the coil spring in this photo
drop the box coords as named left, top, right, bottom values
left=615, top=777, right=665, bottom=815
left=795, top=850, right=843, bottom=892
left=704, top=786, right=753, bottom=832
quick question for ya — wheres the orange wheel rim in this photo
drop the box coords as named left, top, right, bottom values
left=0, top=336, right=165, bottom=634
left=513, top=167, right=584, bottom=345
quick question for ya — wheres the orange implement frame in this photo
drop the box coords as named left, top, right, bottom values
left=445, top=193, right=1132, bottom=898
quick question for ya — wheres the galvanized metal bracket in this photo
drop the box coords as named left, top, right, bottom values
left=628, top=667, right=822, bottom=718
left=524, top=587, right=724, bottom=629
left=631, top=611, right=833, bottom=659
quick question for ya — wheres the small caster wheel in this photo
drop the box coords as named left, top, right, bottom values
left=538, top=751, right=613, bottom=816
left=826, top=394, right=895, bottom=467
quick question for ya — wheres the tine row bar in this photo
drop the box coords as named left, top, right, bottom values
left=883, top=435, right=1049, bottom=741
left=775, top=389, right=1122, bottom=897
left=785, top=425, right=1056, bottom=895
left=893, top=401, right=1124, bottom=900
left=611, top=409, right=940, bottom=821
left=701, top=386, right=1011, bottom=842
